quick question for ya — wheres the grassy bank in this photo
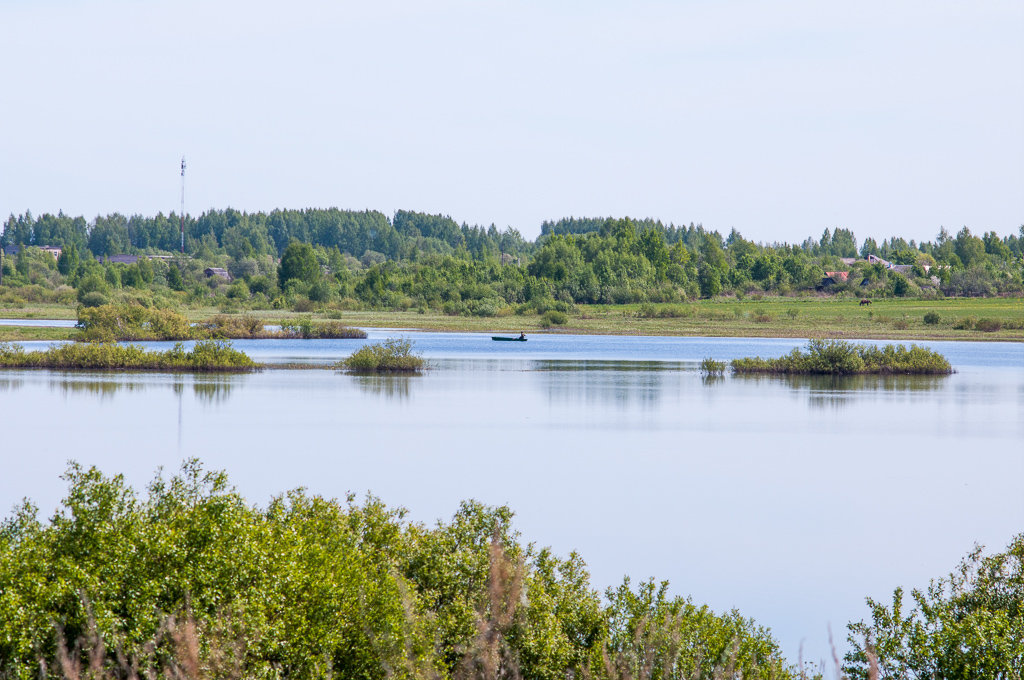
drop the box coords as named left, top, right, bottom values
left=2, top=297, right=1022, bottom=341
left=0, top=340, right=259, bottom=372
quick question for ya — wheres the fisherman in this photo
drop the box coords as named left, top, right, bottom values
left=519, top=331, right=526, bottom=340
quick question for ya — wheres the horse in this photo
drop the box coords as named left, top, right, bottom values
left=859, top=299, right=872, bottom=306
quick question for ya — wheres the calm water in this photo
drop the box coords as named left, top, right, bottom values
left=1, top=330, right=1022, bottom=665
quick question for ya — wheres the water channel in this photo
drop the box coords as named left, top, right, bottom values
left=1, top=328, right=1021, bottom=665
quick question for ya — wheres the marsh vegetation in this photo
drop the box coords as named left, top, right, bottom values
left=0, top=340, right=258, bottom=372
left=729, top=340, right=953, bottom=375
left=339, top=338, right=425, bottom=373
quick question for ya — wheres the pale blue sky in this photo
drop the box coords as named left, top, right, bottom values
left=2, top=0, right=1022, bottom=243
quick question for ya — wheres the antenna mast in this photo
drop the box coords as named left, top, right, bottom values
left=179, top=156, right=186, bottom=254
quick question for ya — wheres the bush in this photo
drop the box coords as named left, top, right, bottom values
left=0, top=462, right=797, bottom=680
left=77, top=304, right=197, bottom=342
left=79, top=291, right=109, bottom=308
left=540, top=310, right=568, bottom=327
left=731, top=339, right=952, bottom=375
left=339, top=339, right=424, bottom=372
left=953, top=316, right=976, bottom=330
left=0, top=340, right=257, bottom=371
left=699, top=357, right=726, bottom=375
left=291, top=297, right=314, bottom=313
left=923, top=311, right=941, bottom=325
left=845, top=534, right=1024, bottom=679
left=975, top=318, right=1002, bottom=332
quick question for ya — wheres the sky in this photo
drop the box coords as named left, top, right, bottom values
left=1, top=0, right=1022, bottom=244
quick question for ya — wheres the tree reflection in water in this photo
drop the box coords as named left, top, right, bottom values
left=353, top=374, right=416, bottom=400
left=537, top=360, right=680, bottom=410
left=731, top=372, right=950, bottom=410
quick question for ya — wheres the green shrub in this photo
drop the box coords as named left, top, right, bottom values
left=0, top=462, right=798, bottom=680
left=731, top=339, right=952, bottom=375
left=699, top=357, right=726, bottom=375
left=79, top=291, right=109, bottom=308
left=0, top=340, right=257, bottom=371
left=923, top=311, right=941, bottom=325
left=339, top=339, right=424, bottom=372
left=953, top=316, right=976, bottom=330
left=540, top=310, right=568, bottom=327
left=77, top=303, right=197, bottom=341
left=975, top=318, right=1002, bottom=332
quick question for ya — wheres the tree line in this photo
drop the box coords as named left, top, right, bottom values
left=2, top=209, right=1022, bottom=313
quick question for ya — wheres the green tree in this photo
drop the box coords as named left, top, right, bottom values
left=56, top=244, right=80, bottom=277
left=278, top=241, right=321, bottom=288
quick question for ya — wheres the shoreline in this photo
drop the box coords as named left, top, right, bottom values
left=2, top=298, right=1022, bottom=343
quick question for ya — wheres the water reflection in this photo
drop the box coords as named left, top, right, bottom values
left=182, top=376, right=240, bottom=405
left=0, top=376, right=25, bottom=392
left=535, top=360, right=676, bottom=409
left=0, top=372, right=244, bottom=404
left=353, top=374, right=417, bottom=400
left=52, top=375, right=150, bottom=401
left=732, top=373, right=951, bottom=410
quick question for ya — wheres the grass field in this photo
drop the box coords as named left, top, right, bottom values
left=1, top=297, right=1022, bottom=342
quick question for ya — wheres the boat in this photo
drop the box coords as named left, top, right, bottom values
left=492, top=336, right=527, bottom=342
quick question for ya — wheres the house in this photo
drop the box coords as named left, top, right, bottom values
left=204, top=267, right=232, bottom=281
left=866, top=254, right=891, bottom=267
left=889, top=264, right=914, bottom=275
left=823, top=271, right=849, bottom=282
left=2, top=244, right=62, bottom=258
left=107, top=254, right=139, bottom=265
left=840, top=257, right=859, bottom=266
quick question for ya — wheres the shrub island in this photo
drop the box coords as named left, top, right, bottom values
left=0, top=340, right=259, bottom=372
left=338, top=338, right=425, bottom=372
left=730, top=339, right=953, bottom=375
left=77, top=304, right=366, bottom=342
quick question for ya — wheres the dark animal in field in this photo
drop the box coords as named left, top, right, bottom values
left=859, top=299, right=872, bottom=306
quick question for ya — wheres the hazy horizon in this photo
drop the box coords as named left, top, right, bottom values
left=2, top=0, right=1022, bottom=244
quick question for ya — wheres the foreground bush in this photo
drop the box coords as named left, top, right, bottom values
left=730, top=339, right=952, bottom=375
left=845, top=533, right=1024, bottom=679
left=0, top=340, right=258, bottom=372
left=339, top=339, right=424, bottom=372
left=0, top=462, right=798, bottom=680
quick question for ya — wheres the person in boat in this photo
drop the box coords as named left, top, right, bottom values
left=519, top=331, right=526, bottom=340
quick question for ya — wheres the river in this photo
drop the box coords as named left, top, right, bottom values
left=1, top=329, right=1021, bottom=667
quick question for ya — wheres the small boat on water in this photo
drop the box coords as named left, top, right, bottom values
left=492, top=336, right=527, bottom=342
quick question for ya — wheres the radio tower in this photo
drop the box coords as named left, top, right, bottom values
left=179, top=156, right=186, bottom=253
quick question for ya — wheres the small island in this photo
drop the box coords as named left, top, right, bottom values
left=0, top=339, right=259, bottom=372
left=337, top=338, right=425, bottom=373
left=729, top=339, right=953, bottom=375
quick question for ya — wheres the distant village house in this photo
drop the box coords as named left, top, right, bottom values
left=204, top=267, right=232, bottom=281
